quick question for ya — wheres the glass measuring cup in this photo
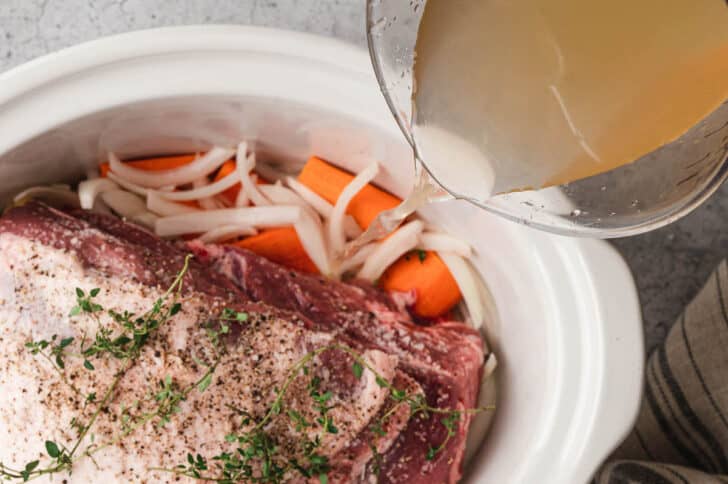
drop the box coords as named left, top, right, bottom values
left=365, top=0, right=728, bottom=238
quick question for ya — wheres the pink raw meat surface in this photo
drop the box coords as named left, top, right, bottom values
left=0, top=202, right=485, bottom=483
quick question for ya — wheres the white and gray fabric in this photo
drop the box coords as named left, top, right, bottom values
left=595, top=260, right=728, bottom=484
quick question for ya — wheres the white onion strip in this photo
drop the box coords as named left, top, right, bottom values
left=155, top=206, right=301, bottom=237
left=285, top=176, right=361, bottom=238
left=106, top=172, right=149, bottom=196
left=198, top=225, right=258, bottom=243
left=153, top=171, right=239, bottom=201
left=78, top=179, right=118, bottom=210
left=237, top=143, right=270, bottom=207
left=294, top=209, right=331, bottom=276
left=483, top=353, right=498, bottom=380
left=285, top=176, right=334, bottom=217
left=337, top=242, right=379, bottom=276
left=90, top=197, right=113, bottom=216
left=108, top=147, right=233, bottom=188
left=438, top=252, right=484, bottom=328
left=205, top=198, right=227, bottom=209
left=194, top=178, right=221, bottom=210
left=132, top=212, right=159, bottom=229
left=329, top=162, right=379, bottom=255
left=235, top=187, right=250, bottom=207
left=357, top=220, right=423, bottom=281
left=418, top=232, right=473, bottom=258
left=147, top=192, right=200, bottom=217
left=344, top=217, right=363, bottom=239
left=259, top=184, right=336, bottom=270
left=259, top=184, right=307, bottom=207
left=101, top=190, right=149, bottom=219
left=13, top=186, right=79, bottom=207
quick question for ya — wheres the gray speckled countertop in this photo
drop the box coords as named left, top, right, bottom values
left=2, top=0, right=726, bottom=353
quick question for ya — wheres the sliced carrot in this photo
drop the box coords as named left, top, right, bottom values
left=99, top=154, right=198, bottom=179
left=233, top=227, right=318, bottom=274
left=298, top=157, right=401, bottom=229
left=298, top=157, right=462, bottom=317
left=125, top=154, right=198, bottom=171
left=297, top=157, right=462, bottom=318
left=380, top=250, right=462, bottom=318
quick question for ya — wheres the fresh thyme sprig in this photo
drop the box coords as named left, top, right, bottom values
left=159, top=344, right=494, bottom=483
left=4, top=252, right=493, bottom=483
left=1, top=256, right=196, bottom=482
left=24, top=335, right=85, bottom=398
left=88, top=356, right=223, bottom=459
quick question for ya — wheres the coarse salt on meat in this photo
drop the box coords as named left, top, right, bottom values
left=0, top=202, right=486, bottom=484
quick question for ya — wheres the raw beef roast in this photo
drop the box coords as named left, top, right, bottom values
left=0, top=202, right=485, bottom=483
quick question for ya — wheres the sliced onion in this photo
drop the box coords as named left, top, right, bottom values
left=483, top=353, right=498, bottom=380
left=329, top=162, right=379, bottom=255
left=285, top=176, right=334, bottom=217
left=208, top=197, right=228, bottom=210
left=14, top=184, right=71, bottom=195
left=344, top=217, right=363, bottom=239
left=294, top=209, right=331, bottom=275
left=284, top=176, right=361, bottom=238
left=108, top=147, right=233, bottom=188
left=153, top=171, right=239, bottom=201
left=90, top=197, right=113, bottom=215
left=13, top=185, right=79, bottom=207
left=213, top=194, right=233, bottom=208
left=258, top=184, right=330, bottom=272
left=155, top=205, right=302, bottom=237
left=357, top=220, right=423, bottom=281
left=197, top=225, right=258, bottom=243
left=235, top=187, right=250, bottom=207
left=147, top=192, right=200, bottom=217
left=132, top=212, right=159, bottom=229
left=101, top=190, right=148, bottom=219
left=78, top=178, right=119, bottom=210
left=233, top=170, right=251, bottom=207
left=193, top=178, right=221, bottom=210
left=438, top=252, right=484, bottom=328
left=336, top=242, right=379, bottom=276
left=106, top=172, right=149, bottom=196
left=259, top=184, right=307, bottom=207
left=236, top=143, right=270, bottom=206
left=418, top=232, right=473, bottom=258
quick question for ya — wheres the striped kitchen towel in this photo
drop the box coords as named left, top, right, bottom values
left=595, top=260, right=728, bottom=484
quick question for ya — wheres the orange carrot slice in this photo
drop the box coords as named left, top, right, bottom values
left=298, top=157, right=401, bottom=229
left=99, top=154, right=199, bottom=179
left=122, top=154, right=198, bottom=171
left=233, top=227, right=318, bottom=274
left=298, top=157, right=462, bottom=317
left=380, top=250, right=462, bottom=318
